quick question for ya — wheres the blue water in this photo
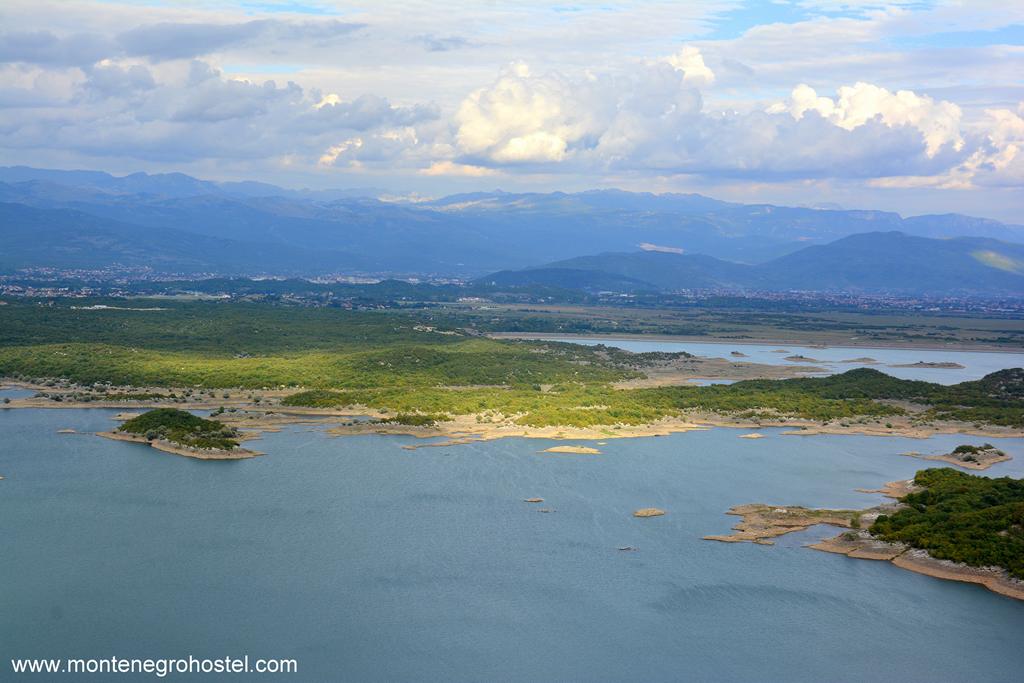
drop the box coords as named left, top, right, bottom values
left=2, top=407, right=1023, bottom=681
left=546, top=337, right=1024, bottom=384
left=0, top=386, right=35, bottom=400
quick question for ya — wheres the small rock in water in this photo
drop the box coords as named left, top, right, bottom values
left=633, top=508, right=666, bottom=518
left=542, top=445, right=601, bottom=454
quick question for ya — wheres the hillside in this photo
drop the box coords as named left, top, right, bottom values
left=483, top=232, right=1024, bottom=296
left=0, top=202, right=362, bottom=275
left=3, top=166, right=1024, bottom=279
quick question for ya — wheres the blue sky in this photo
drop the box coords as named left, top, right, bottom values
left=1, top=0, right=1022, bottom=220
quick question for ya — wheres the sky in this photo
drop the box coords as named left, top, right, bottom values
left=0, top=0, right=1022, bottom=220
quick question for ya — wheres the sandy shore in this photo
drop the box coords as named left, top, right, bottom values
left=5, top=377, right=1023, bottom=448
left=7, top=387, right=1023, bottom=446
left=97, top=431, right=263, bottom=460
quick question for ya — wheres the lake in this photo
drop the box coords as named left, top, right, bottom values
left=544, top=337, right=1024, bottom=384
left=2, top=406, right=1023, bottom=682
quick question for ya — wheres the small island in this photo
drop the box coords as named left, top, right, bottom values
left=706, top=469, right=1024, bottom=601
left=99, top=408, right=261, bottom=460
left=901, top=443, right=1011, bottom=470
left=890, top=361, right=965, bottom=369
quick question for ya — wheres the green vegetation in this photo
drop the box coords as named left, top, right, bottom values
left=281, top=389, right=351, bottom=408
left=871, top=468, right=1024, bottom=579
left=118, top=408, right=240, bottom=450
left=382, top=413, right=445, bottom=427
left=950, top=443, right=1005, bottom=464
left=1, top=301, right=1022, bottom=429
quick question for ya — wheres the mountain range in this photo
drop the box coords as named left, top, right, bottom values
left=481, top=232, right=1024, bottom=296
left=1, top=166, right=1023, bottom=294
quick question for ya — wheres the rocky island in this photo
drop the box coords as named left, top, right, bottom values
left=901, top=443, right=1011, bottom=470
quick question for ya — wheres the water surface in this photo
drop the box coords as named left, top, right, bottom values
left=2, top=407, right=1022, bottom=682
left=547, top=337, right=1024, bottom=384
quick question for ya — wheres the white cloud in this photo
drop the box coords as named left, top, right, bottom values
left=454, top=62, right=610, bottom=164
left=419, top=161, right=498, bottom=177
left=770, top=82, right=963, bottom=156
left=449, top=58, right=969, bottom=182
left=318, top=137, right=363, bottom=167
left=0, top=0, right=1022, bottom=216
left=664, top=45, right=715, bottom=86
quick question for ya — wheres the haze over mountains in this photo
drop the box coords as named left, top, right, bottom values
left=483, top=233, right=1024, bottom=297
left=2, top=166, right=1023, bottom=297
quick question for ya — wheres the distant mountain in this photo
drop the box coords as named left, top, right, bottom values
left=0, top=166, right=385, bottom=201
left=0, top=202, right=361, bottom=275
left=482, top=267, right=657, bottom=293
left=480, top=232, right=1024, bottom=296
left=2, top=166, right=1024, bottom=279
left=759, top=232, right=1024, bottom=293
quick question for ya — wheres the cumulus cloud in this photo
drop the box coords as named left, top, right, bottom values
left=455, top=62, right=598, bottom=164
left=0, top=54, right=440, bottom=169
left=0, top=1, right=1021, bottom=203
left=81, top=61, right=155, bottom=97
left=768, top=82, right=963, bottom=156
left=318, top=127, right=427, bottom=168
left=447, top=57, right=974, bottom=182
left=304, top=93, right=438, bottom=133
left=453, top=60, right=700, bottom=166
left=664, top=46, right=715, bottom=86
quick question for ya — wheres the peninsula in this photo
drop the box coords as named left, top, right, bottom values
left=1, top=301, right=1023, bottom=447
left=705, top=469, right=1024, bottom=601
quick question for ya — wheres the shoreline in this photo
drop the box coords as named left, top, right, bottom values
left=6, top=391, right=1023, bottom=446
left=96, top=431, right=263, bottom=460
left=898, top=448, right=1011, bottom=471
left=490, top=332, right=1024, bottom=355
left=705, top=480, right=1024, bottom=602
left=5, top=376, right=1024, bottom=448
